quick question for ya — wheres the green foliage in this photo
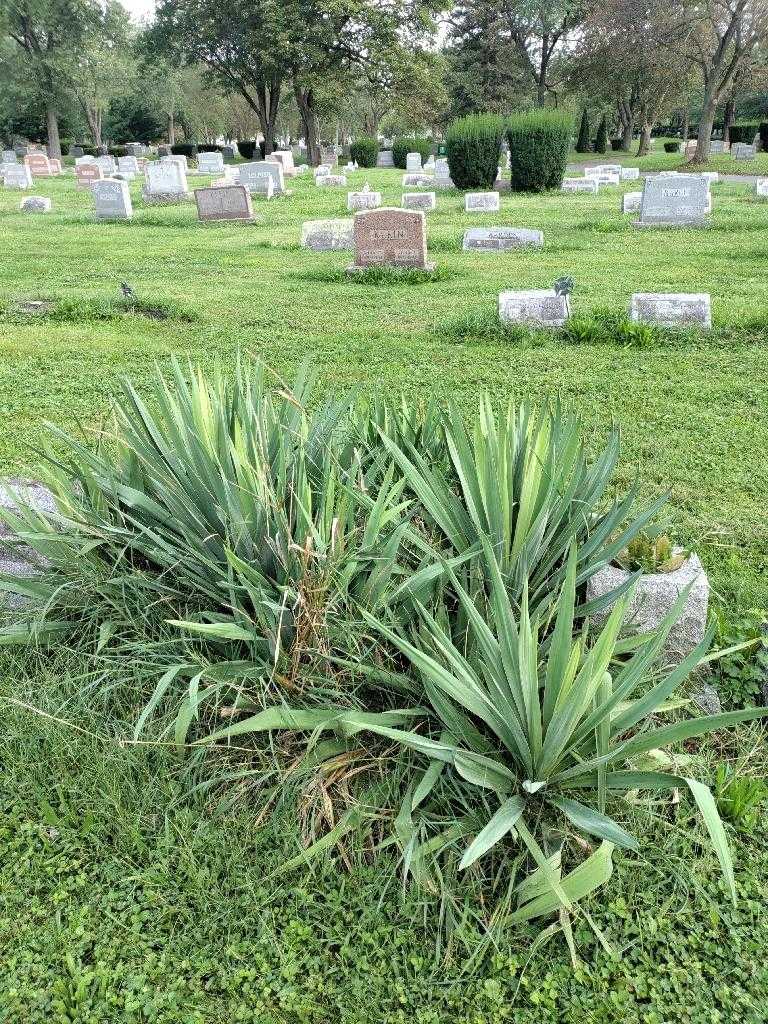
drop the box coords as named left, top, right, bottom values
left=392, top=135, right=431, bottom=169
left=709, top=609, right=768, bottom=708
left=715, top=763, right=767, bottom=830
left=237, top=139, right=257, bottom=159
left=616, top=531, right=689, bottom=574
left=760, top=123, right=768, bottom=150
left=350, top=136, right=379, bottom=168
left=197, top=143, right=222, bottom=153
left=729, top=124, right=759, bottom=144
left=108, top=145, right=128, bottom=158
left=445, top=113, right=505, bottom=189
left=506, top=110, right=572, bottom=192
left=610, top=137, right=625, bottom=151
left=664, top=141, right=681, bottom=153
left=575, top=109, right=591, bottom=153
left=171, top=142, right=197, bottom=157
left=594, top=115, right=608, bottom=154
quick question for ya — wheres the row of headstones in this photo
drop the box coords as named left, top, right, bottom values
left=346, top=185, right=502, bottom=213
left=564, top=167, right=721, bottom=227
left=684, top=138, right=759, bottom=160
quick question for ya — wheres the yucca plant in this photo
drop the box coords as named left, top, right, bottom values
left=372, top=397, right=666, bottom=620
left=354, top=541, right=766, bottom=927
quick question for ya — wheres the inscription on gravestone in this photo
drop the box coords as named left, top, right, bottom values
left=465, top=191, right=500, bottom=212
left=348, top=208, right=434, bottom=272
left=195, top=184, right=254, bottom=222
left=92, top=178, right=132, bottom=220
left=630, top=292, right=711, bottom=329
left=463, top=227, right=542, bottom=251
left=635, top=174, right=709, bottom=227
left=402, top=192, right=436, bottom=211
left=300, top=219, right=355, bottom=251
left=75, top=163, right=104, bottom=189
left=498, top=289, right=570, bottom=328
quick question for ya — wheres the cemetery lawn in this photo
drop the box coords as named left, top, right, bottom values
left=567, top=137, right=768, bottom=175
left=1, top=165, right=768, bottom=1022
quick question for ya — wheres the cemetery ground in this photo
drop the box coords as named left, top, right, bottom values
left=1, top=161, right=768, bottom=1022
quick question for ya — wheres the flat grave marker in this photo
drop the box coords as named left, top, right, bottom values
left=498, top=289, right=570, bottom=328
left=465, top=191, right=500, bottom=212
left=463, top=227, right=542, bottom=251
left=630, top=292, right=711, bottom=329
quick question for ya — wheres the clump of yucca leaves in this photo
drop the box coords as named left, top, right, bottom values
left=0, top=357, right=763, bottom=956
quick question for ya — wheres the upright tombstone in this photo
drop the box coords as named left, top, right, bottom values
left=300, top=219, right=355, bottom=251
left=498, top=289, right=570, bottom=328
left=3, top=163, right=33, bottom=189
left=755, top=179, right=768, bottom=198
left=2, top=149, right=17, bottom=163
left=630, top=292, right=711, bottom=329
left=95, top=154, right=117, bottom=176
left=195, top=184, right=254, bottom=223
left=221, top=144, right=237, bottom=162
left=434, top=157, right=450, bottom=179
left=269, top=150, right=296, bottom=177
left=463, top=227, right=543, bottom=251
left=732, top=142, right=756, bottom=161
left=465, top=191, right=500, bottom=212
left=561, top=178, right=598, bottom=193
left=313, top=164, right=332, bottom=178
left=249, top=174, right=274, bottom=198
left=24, top=152, right=53, bottom=177
left=376, top=149, right=394, bottom=168
left=405, top=152, right=422, bottom=172
left=75, top=162, right=105, bottom=190
left=710, top=140, right=725, bottom=154
left=117, top=155, right=140, bottom=176
left=620, top=167, right=640, bottom=180
left=92, top=178, right=133, bottom=220
left=348, top=207, right=434, bottom=273
left=163, top=153, right=188, bottom=171
left=621, top=191, right=643, bottom=213
left=143, top=160, right=192, bottom=203
left=70, top=145, right=84, bottom=158
left=20, top=196, right=52, bottom=213
left=347, top=183, right=382, bottom=211
left=239, top=160, right=288, bottom=195
left=75, top=154, right=98, bottom=165
left=402, top=192, right=436, bottom=211
left=197, top=151, right=225, bottom=175
left=125, top=143, right=143, bottom=158
left=634, top=174, right=709, bottom=227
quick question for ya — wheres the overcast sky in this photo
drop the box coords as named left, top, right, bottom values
left=122, top=0, right=156, bottom=23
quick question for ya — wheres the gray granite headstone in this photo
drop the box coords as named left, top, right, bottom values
left=143, top=161, right=191, bottom=203
left=195, top=184, right=254, bottom=222
left=635, top=175, right=709, bottom=227
left=197, top=151, right=224, bottom=174
left=561, top=178, right=598, bottom=193
left=239, top=160, right=288, bottom=195
left=376, top=150, right=394, bottom=168
left=405, top=152, right=422, bottom=171
left=465, top=191, right=500, bottom=212
left=402, top=192, right=436, bottom=211
left=92, top=178, right=133, bottom=220
left=2, top=149, right=17, bottom=163
left=498, top=289, right=569, bottom=328
left=463, top=227, right=542, bottom=250
left=3, top=164, right=33, bottom=188
left=629, top=292, right=711, bottom=328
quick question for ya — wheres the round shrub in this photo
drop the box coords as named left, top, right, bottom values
left=350, top=136, right=379, bottom=168
left=445, top=113, right=505, bottom=190
left=664, top=141, right=680, bottom=153
left=237, top=140, right=257, bottom=159
left=108, top=145, right=128, bottom=158
left=610, top=137, right=626, bottom=151
left=729, top=124, right=758, bottom=144
left=171, top=142, right=197, bottom=158
left=392, top=136, right=431, bottom=169
left=506, top=110, right=572, bottom=193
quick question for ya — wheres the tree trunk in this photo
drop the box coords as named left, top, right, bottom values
left=693, top=93, right=718, bottom=163
left=294, top=83, right=321, bottom=165
left=723, top=95, right=736, bottom=146
left=621, top=116, right=634, bottom=150
left=46, top=102, right=61, bottom=160
left=682, top=109, right=690, bottom=146
left=167, top=112, right=176, bottom=145
left=636, top=122, right=652, bottom=157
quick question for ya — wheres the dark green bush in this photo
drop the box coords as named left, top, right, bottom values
left=70, top=143, right=96, bottom=156
left=664, top=141, right=680, bottom=153
left=108, top=146, right=128, bottom=158
left=729, top=124, right=758, bottom=144
left=575, top=109, right=591, bottom=153
left=445, top=113, right=505, bottom=189
left=350, top=136, right=379, bottom=168
left=197, top=143, right=222, bottom=153
left=237, top=140, right=257, bottom=160
left=594, top=114, right=608, bottom=154
left=760, top=123, right=768, bottom=151
left=506, top=110, right=572, bottom=193
left=171, top=142, right=197, bottom=158
left=392, top=136, right=431, bottom=169
left=610, top=137, right=625, bottom=151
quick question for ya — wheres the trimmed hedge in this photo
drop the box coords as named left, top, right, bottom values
left=197, top=143, right=222, bottom=153
left=664, top=141, right=680, bottom=153
left=506, top=110, right=572, bottom=193
left=729, top=123, right=758, bottom=144
left=445, top=113, right=505, bottom=190
left=70, top=143, right=96, bottom=156
left=108, top=146, right=128, bottom=158
left=575, top=110, right=590, bottom=153
left=350, top=136, right=379, bottom=168
left=171, top=142, right=197, bottom=158
left=610, top=137, right=625, bottom=151
left=237, top=140, right=257, bottom=159
left=760, top=123, right=768, bottom=151
left=392, top=136, right=431, bottom=169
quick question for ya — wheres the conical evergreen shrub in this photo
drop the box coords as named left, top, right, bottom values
left=576, top=109, right=591, bottom=153
left=594, top=114, right=608, bottom=154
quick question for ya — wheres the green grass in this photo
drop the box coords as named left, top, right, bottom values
left=1, top=163, right=768, bottom=1020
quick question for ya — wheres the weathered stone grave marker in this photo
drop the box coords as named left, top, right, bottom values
left=300, top=219, right=354, bottom=251
left=20, top=196, right=51, bottom=213
left=498, top=289, right=570, bottom=328
left=239, top=160, right=288, bottom=195
left=197, top=151, right=225, bottom=175
left=402, top=192, right=436, bottom=211
left=347, top=183, right=382, bottom=211
left=635, top=174, right=709, bottom=227
left=143, top=161, right=192, bottom=203
left=630, top=292, right=711, bottom=328
left=463, top=227, right=542, bottom=251
left=195, top=184, right=254, bottom=222
left=92, top=178, right=133, bottom=220
left=465, top=191, right=500, bottom=212
left=347, top=207, right=434, bottom=272
left=75, top=163, right=104, bottom=190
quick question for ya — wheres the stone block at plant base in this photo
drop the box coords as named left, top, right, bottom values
left=586, top=554, right=710, bottom=664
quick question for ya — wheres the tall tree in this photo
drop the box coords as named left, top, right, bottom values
left=676, top=0, right=768, bottom=161
left=1, top=0, right=94, bottom=158
left=496, top=0, right=582, bottom=106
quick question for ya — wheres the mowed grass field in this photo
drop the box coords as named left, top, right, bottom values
left=1, top=158, right=768, bottom=1022
left=1, top=161, right=767, bottom=609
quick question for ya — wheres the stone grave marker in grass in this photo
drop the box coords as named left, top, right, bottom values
left=317, top=174, right=347, bottom=187
left=406, top=152, right=422, bottom=171
left=402, top=192, right=436, bottom=211
left=92, top=178, right=133, bottom=220
left=630, top=293, right=711, bottom=328
left=465, top=191, right=500, bottom=212
left=195, top=184, right=254, bottom=223
left=197, top=152, right=224, bottom=175
left=634, top=175, right=709, bottom=228
left=4, top=164, right=33, bottom=189
left=347, top=207, right=434, bottom=273
left=622, top=192, right=642, bottom=213
left=561, top=178, right=598, bottom=193
left=239, top=161, right=289, bottom=195
left=463, top=227, right=543, bottom=251
left=143, top=161, right=192, bottom=204
left=20, top=196, right=52, bottom=213
left=300, top=219, right=354, bottom=251
left=498, top=289, right=570, bottom=327
left=347, top=183, right=382, bottom=211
